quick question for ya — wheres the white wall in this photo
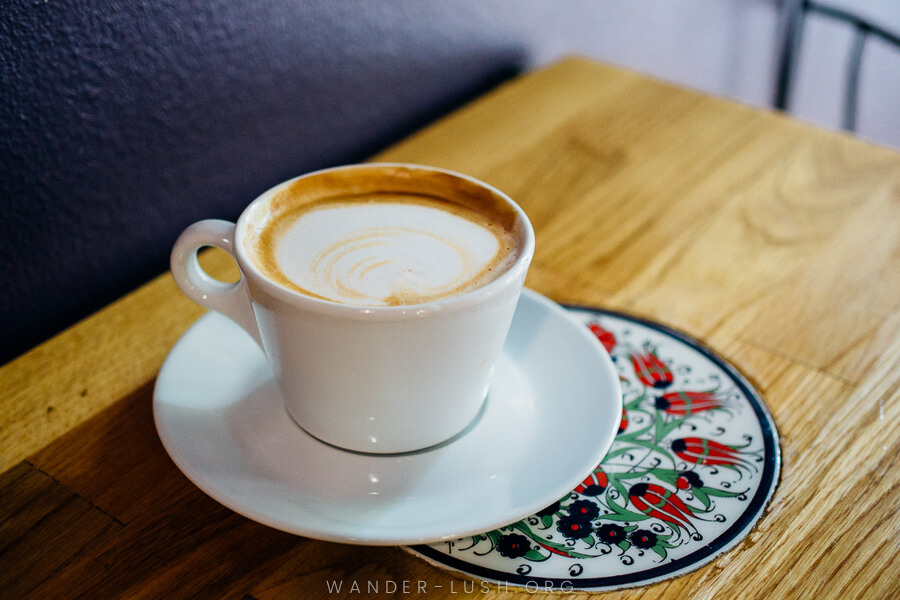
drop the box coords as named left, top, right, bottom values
left=466, top=0, right=900, bottom=149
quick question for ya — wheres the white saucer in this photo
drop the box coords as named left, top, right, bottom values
left=153, top=288, right=622, bottom=545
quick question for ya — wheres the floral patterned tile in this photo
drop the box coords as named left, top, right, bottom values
left=407, top=306, right=781, bottom=591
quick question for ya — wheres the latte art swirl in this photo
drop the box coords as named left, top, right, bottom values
left=262, top=198, right=517, bottom=305
left=310, top=227, right=479, bottom=305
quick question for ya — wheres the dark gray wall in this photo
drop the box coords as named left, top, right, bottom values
left=0, top=0, right=525, bottom=363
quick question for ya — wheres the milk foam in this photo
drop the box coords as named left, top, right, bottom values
left=268, top=198, right=514, bottom=305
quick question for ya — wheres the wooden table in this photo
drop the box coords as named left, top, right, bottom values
left=2, top=57, right=898, bottom=599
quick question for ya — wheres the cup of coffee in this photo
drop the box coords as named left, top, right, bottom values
left=171, top=163, right=535, bottom=453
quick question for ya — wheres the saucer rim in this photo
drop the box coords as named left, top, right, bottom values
left=153, top=288, right=623, bottom=545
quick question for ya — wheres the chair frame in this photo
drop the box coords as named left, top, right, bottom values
left=774, top=0, right=900, bottom=132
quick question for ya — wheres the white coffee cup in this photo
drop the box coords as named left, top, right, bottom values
left=170, top=163, right=535, bottom=453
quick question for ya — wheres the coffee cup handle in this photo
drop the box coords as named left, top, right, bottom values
left=170, top=219, right=263, bottom=348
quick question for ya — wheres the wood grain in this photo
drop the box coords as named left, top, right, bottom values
left=0, top=248, right=238, bottom=474
left=1, top=57, right=898, bottom=599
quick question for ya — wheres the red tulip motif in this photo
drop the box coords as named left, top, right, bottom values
left=575, top=468, right=608, bottom=496
left=629, top=482, right=697, bottom=533
left=672, top=437, right=754, bottom=472
left=588, top=322, right=616, bottom=354
left=655, top=390, right=726, bottom=416
left=630, top=350, right=673, bottom=389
